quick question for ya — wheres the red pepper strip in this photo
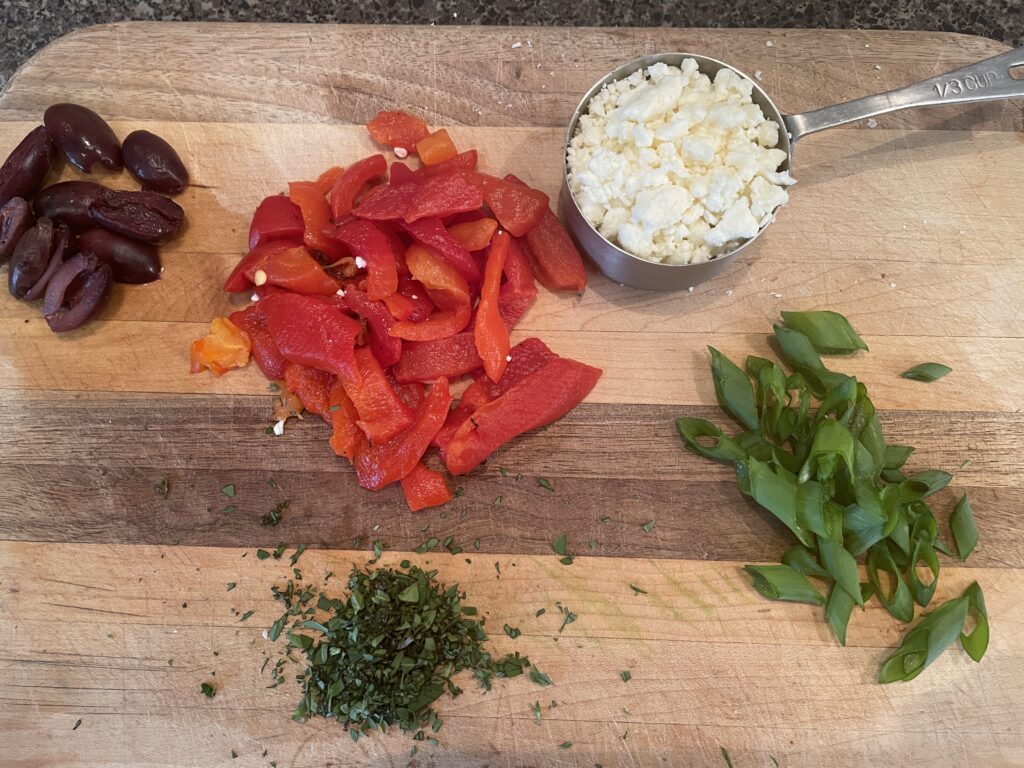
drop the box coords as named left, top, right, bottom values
left=397, top=278, right=435, bottom=321
left=388, top=162, right=418, bottom=186
left=403, top=244, right=471, bottom=310
left=329, top=219, right=399, bottom=300
left=392, top=332, right=482, bottom=383
left=260, top=293, right=361, bottom=382
left=308, top=166, right=345, bottom=196
left=367, top=110, right=430, bottom=152
left=389, top=375, right=424, bottom=410
left=229, top=304, right=288, bottom=380
left=498, top=235, right=538, bottom=327
left=444, top=357, right=602, bottom=475
left=382, top=291, right=415, bottom=321
left=235, top=242, right=340, bottom=296
left=469, top=173, right=549, bottom=237
left=343, top=346, right=414, bottom=443
left=525, top=208, right=588, bottom=292
left=390, top=302, right=471, bottom=342
left=498, top=291, right=535, bottom=329
left=288, top=181, right=348, bottom=259
left=421, top=149, right=478, bottom=178
left=352, top=182, right=419, bottom=221
left=448, top=217, right=498, bottom=252
left=401, top=462, right=452, bottom=512
left=248, top=195, right=304, bottom=251
left=374, top=221, right=410, bottom=276
left=402, top=217, right=480, bottom=282
left=475, top=231, right=511, bottom=382
left=283, top=362, right=335, bottom=420
left=328, top=380, right=362, bottom=461
left=338, top=288, right=403, bottom=368
left=432, top=380, right=492, bottom=450
left=328, top=154, right=387, bottom=219
left=403, top=173, right=483, bottom=224
left=477, top=337, right=558, bottom=398
left=224, top=240, right=300, bottom=293
left=354, top=377, right=453, bottom=490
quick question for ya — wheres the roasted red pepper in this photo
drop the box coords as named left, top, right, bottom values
left=224, top=241, right=339, bottom=295
left=229, top=304, right=288, bottom=380
left=402, top=217, right=480, bottom=282
left=448, top=217, right=498, bottom=252
left=404, top=173, right=483, bottom=224
left=470, top=173, right=549, bottom=236
left=367, top=111, right=430, bottom=152
left=260, top=293, right=361, bottom=382
left=339, top=288, right=402, bottom=368
left=354, top=377, right=452, bottom=490
left=525, top=208, right=588, bottom=292
left=388, top=162, right=418, bottom=186
left=420, top=149, right=478, bottom=178
left=309, top=166, right=345, bottom=196
left=283, top=362, right=334, bottom=419
left=328, top=380, right=362, bottom=461
left=416, top=129, right=458, bottom=166
left=329, top=219, right=399, bottom=300
left=329, top=154, right=387, bottom=219
left=498, top=235, right=538, bottom=327
left=392, top=332, right=482, bottom=383
left=288, top=181, right=347, bottom=259
left=432, top=380, right=492, bottom=450
left=390, top=376, right=424, bottom=411
left=390, top=303, right=471, bottom=342
left=400, top=462, right=452, bottom=511
left=248, top=195, right=305, bottom=251
left=353, top=182, right=418, bottom=221
left=444, top=357, right=601, bottom=474
left=189, top=317, right=251, bottom=376
left=397, top=278, right=436, bottom=321
left=475, top=230, right=511, bottom=382
left=477, top=337, right=558, bottom=397
left=389, top=245, right=472, bottom=341
left=344, top=346, right=414, bottom=443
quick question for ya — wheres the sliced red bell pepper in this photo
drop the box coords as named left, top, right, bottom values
left=498, top=291, right=535, bottom=329
left=248, top=195, right=305, bottom=251
left=432, top=380, right=492, bottom=450
left=388, top=162, right=419, bottom=186
left=229, top=304, right=288, bottom=380
left=283, top=362, right=335, bottom=419
left=498, top=235, right=538, bottom=327
left=367, top=111, right=430, bottom=152
left=401, top=462, right=452, bottom=512
left=421, top=149, right=478, bottom=178
left=447, top=217, right=498, bottom=252
left=329, top=219, right=399, bottom=300
left=289, top=181, right=347, bottom=259
left=416, top=129, right=458, bottom=166
left=444, top=357, right=602, bottom=474
left=403, top=244, right=471, bottom=310
left=329, top=154, right=387, bottom=219
left=470, top=173, right=549, bottom=237
left=475, top=231, right=511, bottom=382
left=225, top=241, right=299, bottom=293
left=328, top=380, right=362, bottom=461
left=354, top=377, right=453, bottom=490
left=374, top=221, right=410, bottom=275
left=389, top=375, right=424, bottom=410
left=225, top=241, right=340, bottom=296
left=189, top=317, right=251, bottom=376
left=390, top=302, right=471, bottom=342
left=260, top=293, right=361, bottom=382
left=397, top=278, right=436, bottom=321
left=338, top=287, right=402, bottom=368
left=477, top=337, right=558, bottom=397
left=382, top=291, right=415, bottom=322
left=352, top=182, right=418, bottom=221
left=403, top=173, right=483, bottom=224
left=525, top=208, right=588, bottom=292
left=309, top=166, right=345, bottom=196
left=343, top=346, right=414, bottom=443
left=392, top=332, right=482, bottom=383
left=402, top=217, right=480, bottom=282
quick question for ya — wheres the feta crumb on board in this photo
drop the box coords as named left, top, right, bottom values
left=394, top=146, right=409, bottom=159
left=511, top=41, right=522, bottom=49
left=273, top=420, right=286, bottom=436
left=567, top=59, right=794, bottom=265
left=866, top=118, right=878, bottom=128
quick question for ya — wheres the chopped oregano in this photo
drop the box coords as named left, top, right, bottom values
left=260, top=499, right=290, bottom=527
left=620, top=670, right=632, bottom=682
left=642, top=520, right=656, bottom=533
left=201, top=682, right=216, bottom=698
left=72, top=718, right=82, bottom=730
left=155, top=477, right=169, bottom=498
left=221, top=484, right=236, bottom=498
left=504, top=624, right=521, bottom=639
left=628, top=583, right=648, bottom=595
left=226, top=582, right=236, bottom=591
left=529, top=666, right=553, bottom=686
left=537, top=477, right=555, bottom=492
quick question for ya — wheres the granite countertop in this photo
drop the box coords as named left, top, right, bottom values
left=2, top=0, right=1021, bottom=89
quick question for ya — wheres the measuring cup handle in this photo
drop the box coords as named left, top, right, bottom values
left=783, top=44, right=1024, bottom=142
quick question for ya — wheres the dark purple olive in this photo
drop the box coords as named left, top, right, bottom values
left=24, top=223, right=71, bottom=302
left=0, top=197, right=33, bottom=264
left=0, top=126, right=57, bottom=208
left=43, top=103, right=122, bottom=173
left=77, top=228, right=161, bottom=284
left=122, top=130, right=189, bottom=194
left=89, top=188, right=184, bottom=243
left=9, top=217, right=55, bottom=299
left=43, top=252, right=112, bottom=333
left=33, top=181, right=106, bottom=231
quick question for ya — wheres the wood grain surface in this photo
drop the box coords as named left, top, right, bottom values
left=0, top=22, right=1022, bottom=768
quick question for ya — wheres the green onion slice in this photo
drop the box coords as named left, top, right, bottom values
left=950, top=495, right=978, bottom=562
left=781, top=310, right=869, bottom=354
left=901, top=363, right=952, bottom=382
left=743, top=564, right=825, bottom=605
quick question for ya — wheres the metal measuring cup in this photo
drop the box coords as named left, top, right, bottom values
left=560, top=46, right=1024, bottom=292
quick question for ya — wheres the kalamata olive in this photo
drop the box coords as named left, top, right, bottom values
left=33, top=181, right=106, bottom=231
left=24, top=223, right=71, bottom=302
left=0, top=197, right=33, bottom=264
left=43, top=253, right=112, bottom=333
left=89, top=188, right=184, bottom=243
left=122, top=130, right=189, bottom=194
left=77, top=228, right=161, bottom=284
left=9, top=217, right=55, bottom=299
left=43, top=103, right=123, bottom=173
left=0, top=126, right=57, bottom=208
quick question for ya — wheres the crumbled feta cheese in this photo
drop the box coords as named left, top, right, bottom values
left=889, top=282, right=897, bottom=288
left=754, top=70, right=763, bottom=81
left=687, top=286, right=694, bottom=292
left=505, top=355, right=512, bottom=362
left=251, top=293, right=259, bottom=302
left=866, top=118, right=878, bottom=128
left=354, top=256, right=367, bottom=269
left=273, top=420, right=286, bottom=436
left=766, top=40, right=774, bottom=47
left=725, top=289, right=733, bottom=296
left=770, top=292, right=783, bottom=298
left=394, top=147, right=409, bottom=159
left=567, top=60, right=792, bottom=264
left=511, top=41, right=522, bottom=49
left=410, top=294, right=418, bottom=299
left=874, top=64, right=882, bottom=71
left=336, top=288, right=346, bottom=297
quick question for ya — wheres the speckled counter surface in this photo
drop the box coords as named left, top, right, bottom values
left=2, top=0, right=1020, bottom=89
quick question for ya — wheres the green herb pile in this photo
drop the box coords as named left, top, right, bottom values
left=677, top=310, right=989, bottom=682
left=267, top=560, right=530, bottom=741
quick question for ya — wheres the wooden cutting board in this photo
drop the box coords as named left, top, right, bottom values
left=1, top=23, right=1022, bottom=768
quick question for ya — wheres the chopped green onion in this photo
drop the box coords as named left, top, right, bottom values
left=878, top=593, right=969, bottom=682
left=780, top=310, right=868, bottom=354
left=901, top=363, right=952, bottom=382
left=951, top=495, right=978, bottom=562
left=743, top=564, right=825, bottom=605
left=709, top=346, right=759, bottom=431
left=960, top=582, right=989, bottom=662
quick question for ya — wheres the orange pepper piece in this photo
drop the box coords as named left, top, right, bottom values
left=400, top=462, right=452, bottom=511
left=403, top=244, right=470, bottom=310
left=288, top=181, right=348, bottom=260
left=415, top=129, right=458, bottom=166
left=475, top=231, right=511, bottom=382
left=447, top=218, right=498, bottom=251
left=189, top=317, right=251, bottom=376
